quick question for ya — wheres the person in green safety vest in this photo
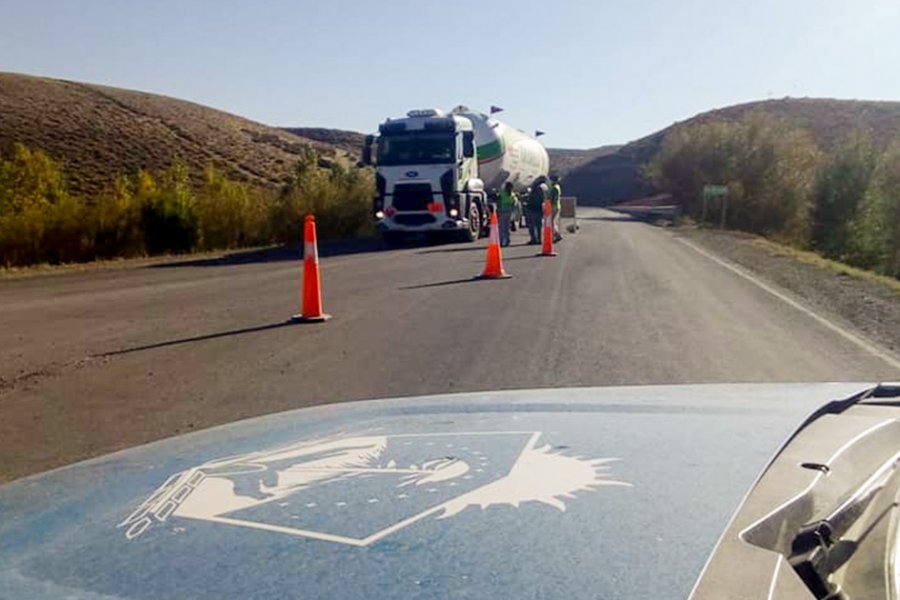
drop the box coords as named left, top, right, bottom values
left=549, top=175, right=562, bottom=242
left=497, top=181, right=518, bottom=247
left=526, top=176, right=548, bottom=245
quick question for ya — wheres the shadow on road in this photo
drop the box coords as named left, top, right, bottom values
left=97, top=321, right=296, bottom=357
left=504, top=254, right=545, bottom=261
left=416, top=245, right=485, bottom=254
left=399, top=277, right=488, bottom=290
left=146, top=239, right=383, bottom=269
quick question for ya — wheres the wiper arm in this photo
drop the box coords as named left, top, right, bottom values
left=789, top=451, right=900, bottom=599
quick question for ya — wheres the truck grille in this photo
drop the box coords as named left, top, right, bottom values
left=394, top=214, right=436, bottom=226
left=392, top=184, right=434, bottom=212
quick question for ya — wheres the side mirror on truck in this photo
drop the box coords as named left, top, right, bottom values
left=361, top=135, right=375, bottom=166
left=462, top=131, right=475, bottom=158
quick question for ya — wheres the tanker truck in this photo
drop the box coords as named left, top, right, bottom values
left=363, top=106, right=549, bottom=244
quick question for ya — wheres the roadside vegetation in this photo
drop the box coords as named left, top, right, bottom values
left=0, top=143, right=373, bottom=268
left=649, top=112, right=900, bottom=279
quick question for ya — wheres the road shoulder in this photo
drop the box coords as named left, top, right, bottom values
left=674, top=226, right=900, bottom=362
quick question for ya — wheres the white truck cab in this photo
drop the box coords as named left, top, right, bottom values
left=364, top=107, right=548, bottom=245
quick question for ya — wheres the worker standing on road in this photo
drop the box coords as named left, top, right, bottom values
left=526, top=176, right=548, bottom=245
left=550, top=175, right=562, bottom=242
left=497, top=182, right=517, bottom=247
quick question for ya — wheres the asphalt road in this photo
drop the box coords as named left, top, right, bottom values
left=1, top=208, right=897, bottom=482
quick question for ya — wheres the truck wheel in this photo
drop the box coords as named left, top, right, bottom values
left=463, top=203, right=481, bottom=242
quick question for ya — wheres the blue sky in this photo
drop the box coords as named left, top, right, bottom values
left=1, top=0, right=899, bottom=148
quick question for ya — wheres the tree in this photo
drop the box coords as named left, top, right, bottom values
left=811, top=131, right=877, bottom=260
left=848, top=141, right=900, bottom=277
left=195, top=165, right=271, bottom=250
left=273, top=147, right=374, bottom=243
left=0, top=143, right=80, bottom=265
left=142, top=159, right=197, bottom=254
left=92, top=175, right=145, bottom=258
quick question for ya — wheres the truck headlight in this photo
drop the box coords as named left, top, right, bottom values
left=375, top=210, right=385, bottom=219
left=449, top=208, right=459, bottom=217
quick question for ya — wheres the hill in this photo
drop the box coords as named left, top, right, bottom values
left=281, top=127, right=367, bottom=156
left=566, top=97, right=900, bottom=205
left=0, top=72, right=343, bottom=196
left=547, top=145, right=622, bottom=179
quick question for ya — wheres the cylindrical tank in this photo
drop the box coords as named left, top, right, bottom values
left=451, top=107, right=549, bottom=193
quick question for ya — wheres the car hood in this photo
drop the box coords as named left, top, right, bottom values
left=0, top=383, right=875, bottom=599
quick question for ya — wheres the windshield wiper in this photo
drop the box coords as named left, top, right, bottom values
left=789, top=451, right=900, bottom=599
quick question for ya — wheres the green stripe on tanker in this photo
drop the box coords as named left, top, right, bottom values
left=476, top=139, right=504, bottom=163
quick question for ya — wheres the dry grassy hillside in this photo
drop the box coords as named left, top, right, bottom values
left=282, top=127, right=367, bottom=156
left=0, top=72, right=341, bottom=195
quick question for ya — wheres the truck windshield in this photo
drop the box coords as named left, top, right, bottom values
left=377, top=133, right=455, bottom=166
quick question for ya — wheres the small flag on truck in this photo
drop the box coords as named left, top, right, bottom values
left=490, top=105, right=504, bottom=114
left=535, top=130, right=545, bottom=137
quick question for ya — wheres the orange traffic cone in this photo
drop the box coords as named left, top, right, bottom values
left=290, top=215, right=332, bottom=323
left=538, top=199, right=557, bottom=257
left=476, top=210, right=512, bottom=279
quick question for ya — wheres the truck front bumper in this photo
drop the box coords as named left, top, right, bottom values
left=375, top=218, right=465, bottom=232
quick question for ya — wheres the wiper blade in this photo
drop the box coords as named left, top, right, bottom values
left=789, top=451, right=900, bottom=599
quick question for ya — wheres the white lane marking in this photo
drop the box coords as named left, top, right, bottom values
left=677, top=237, right=900, bottom=372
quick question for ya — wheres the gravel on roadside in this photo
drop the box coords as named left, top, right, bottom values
left=675, top=225, right=900, bottom=359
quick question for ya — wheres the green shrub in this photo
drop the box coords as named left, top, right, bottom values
left=273, top=148, right=373, bottom=243
left=846, top=142, right=900, bottom=277
left=195, top=165, right=272, bottom=250
left=141, top=160, right=197, bottom=254
left=92, top=176, right=146, bottom=259
left=0, top=143, right=374, bottom=267
left=0, top=143, right=83, bottom=266
left=811, top=132, right=877, bottom=260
